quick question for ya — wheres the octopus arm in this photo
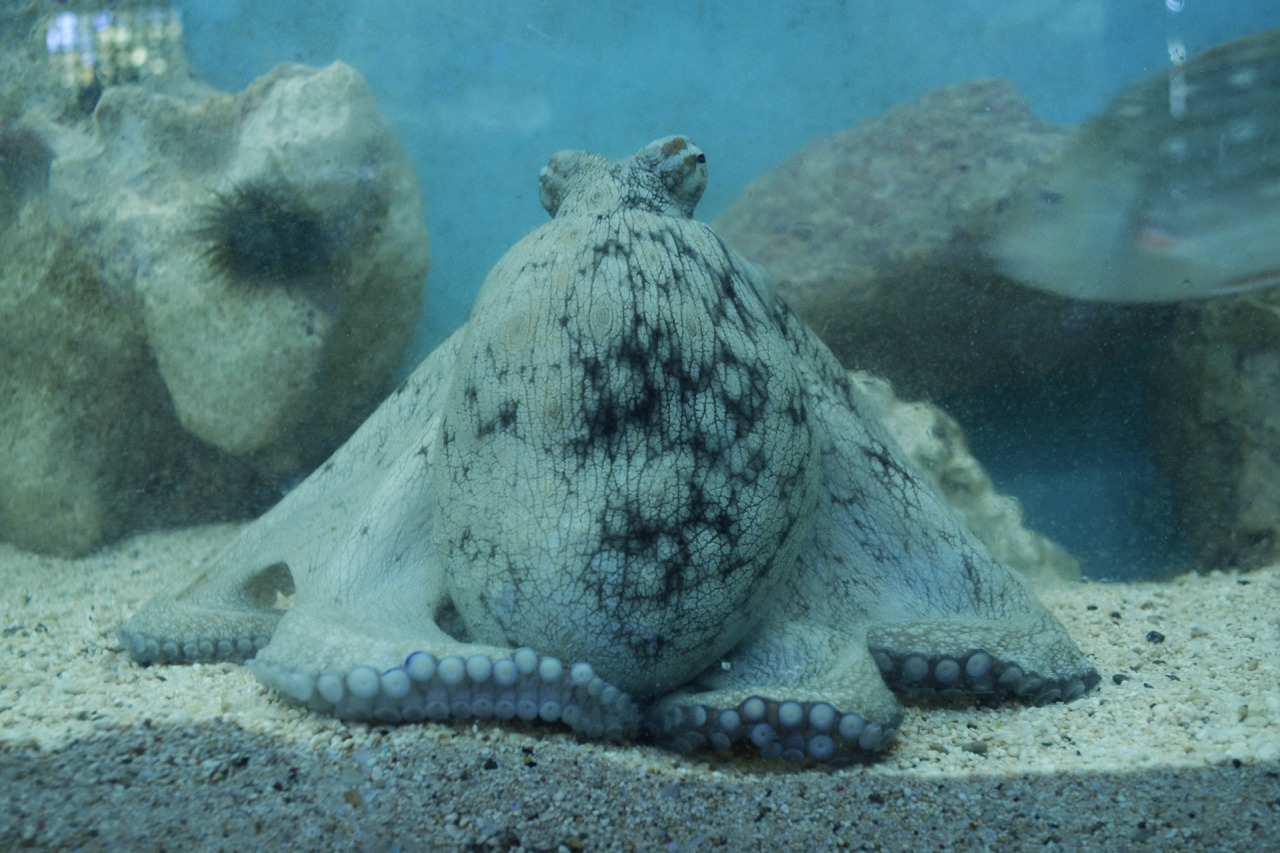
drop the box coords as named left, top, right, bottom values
left=648, top=302, right=1098, bottom=764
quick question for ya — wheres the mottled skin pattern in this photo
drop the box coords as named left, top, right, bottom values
left=120, top=137, right=1098, bottom=763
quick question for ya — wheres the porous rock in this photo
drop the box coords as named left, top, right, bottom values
left=714, top=78, right=1151, bottom=399
left=1150, top=295, right=1280, bottom=571
left=0, top=7, right=427, bottom=555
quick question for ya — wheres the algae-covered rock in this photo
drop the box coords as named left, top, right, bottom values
left=0, top=5, right=428, bottom=555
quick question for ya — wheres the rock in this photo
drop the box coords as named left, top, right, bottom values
left=1150, top=295, right=1280, bottom=571
left=0, top=6, right=427, bottom=555
left=714, top=78, right=1158, bottom=399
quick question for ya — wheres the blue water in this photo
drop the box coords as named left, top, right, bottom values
left=176, top=1, right=1280, bottom=579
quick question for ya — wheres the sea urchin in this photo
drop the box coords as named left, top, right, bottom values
left=194, top=178, right=337, bottom=285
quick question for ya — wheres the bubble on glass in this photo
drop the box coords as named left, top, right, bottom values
left=1166, top=0, right=1184, bottom=12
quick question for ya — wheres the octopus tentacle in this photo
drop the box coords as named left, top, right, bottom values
left=647, top=620, right=903, bottom=764
left=867, top=620, right=1101, bottom=705
left=649, top=695, right=900, bottom=764
left=119, top=332, right=465, bottom=665
left=251, top=647, right=639, bottom=739
left=118, top=560, right=289, bottom=664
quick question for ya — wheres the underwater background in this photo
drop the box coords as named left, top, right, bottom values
left=168, top=1, right=1278, bottom=580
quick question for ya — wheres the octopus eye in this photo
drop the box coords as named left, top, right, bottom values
left=696, top=152, right=706, bottom=164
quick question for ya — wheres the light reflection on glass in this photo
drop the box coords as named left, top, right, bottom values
left=43, top=7, right=183, bottom=89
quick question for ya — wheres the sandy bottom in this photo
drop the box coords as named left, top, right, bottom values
left=2, top=523, right=1278, bottom=851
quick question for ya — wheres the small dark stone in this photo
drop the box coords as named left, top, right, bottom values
left=1145, top=630, right=1166, bottom=644
left=1112, top=673, right=1130, bottom=685
left=482, top=757, right=498, bottom=770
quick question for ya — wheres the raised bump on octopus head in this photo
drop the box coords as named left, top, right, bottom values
left=346, top=665, right=380, bottom=699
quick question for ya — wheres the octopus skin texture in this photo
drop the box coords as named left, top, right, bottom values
left=119, top=136, right=1099, bottom=764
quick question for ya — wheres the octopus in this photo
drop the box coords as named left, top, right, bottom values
left=119, top=136, right=1098, bottom=764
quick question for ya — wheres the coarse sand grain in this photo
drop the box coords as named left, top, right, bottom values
left=2, top=524, right=1278, bottom=851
